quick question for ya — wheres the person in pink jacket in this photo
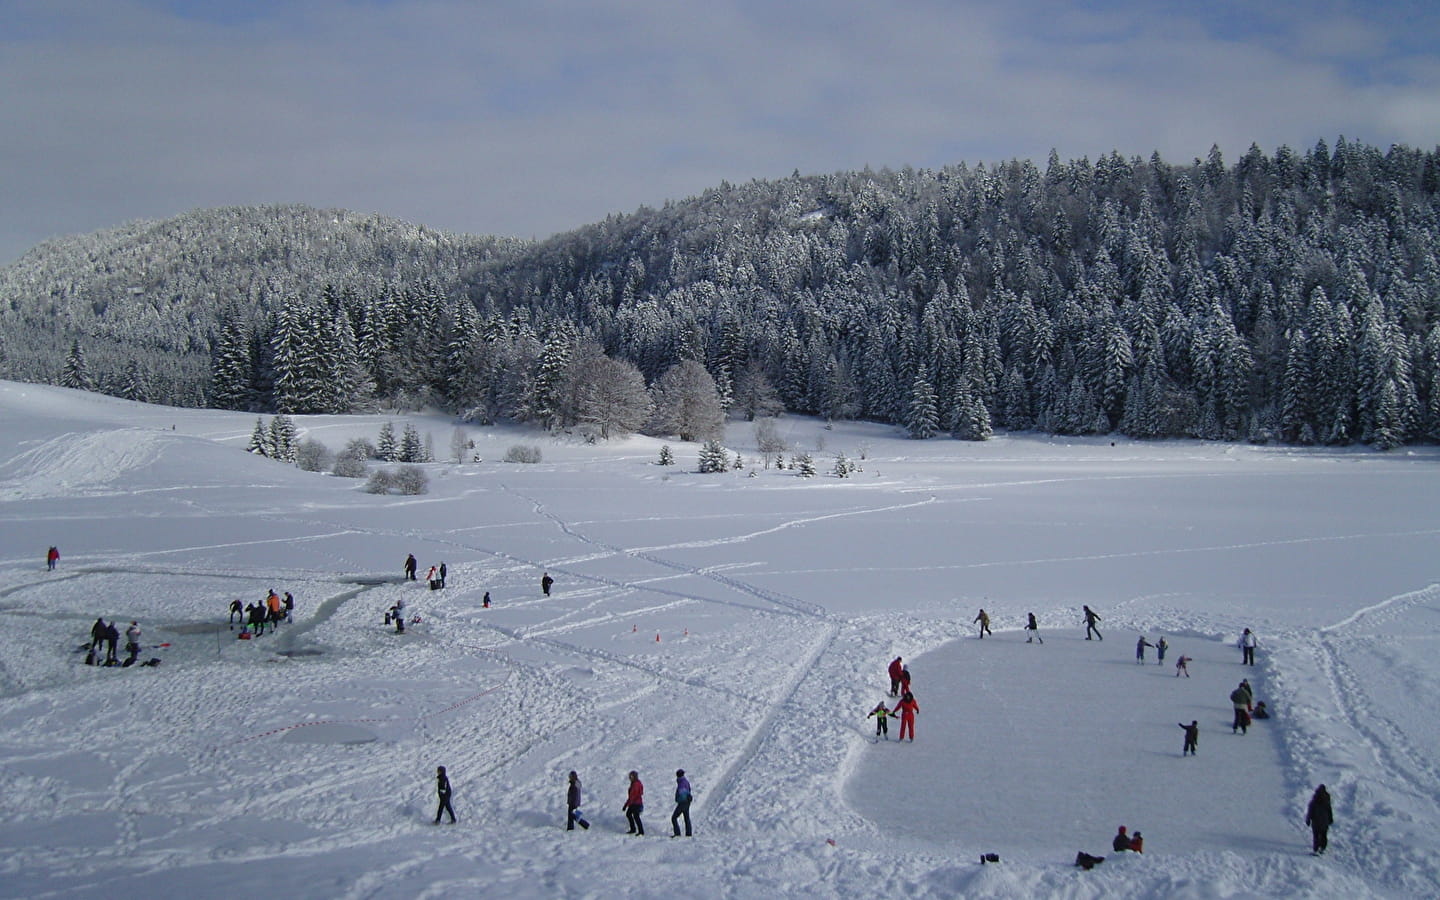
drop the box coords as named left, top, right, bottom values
left=623, top=771, right=645, bottom=835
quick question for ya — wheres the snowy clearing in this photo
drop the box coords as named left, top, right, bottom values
left=0, top=380, right=1436, bottom=898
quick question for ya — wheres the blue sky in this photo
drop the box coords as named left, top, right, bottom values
left=1, top=0, right=1437, bottom=264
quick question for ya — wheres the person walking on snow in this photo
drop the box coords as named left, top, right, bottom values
left=47, top=546, right=59, bottom=570
left=1156, top=636, right=1168, bottom=665
left=103, top=621, right=119, bottom=663
left=1240, top=628, right=1258, bottom=666
left=228, top=599, right=242, bottom=626
left=1238, top=679, right=1253, bottom=712
left=973, top=608, right=992, bottom=639
left=887, top=656, right=904, bottom=696
left=1175, top=654, right=1191, bottom=677
left=671, top=770, right=693, bottom=837
left=1305, top=784, right=1333, bottom=855
left=1230, top=685, right=1251, bottom=734
left=1179, top=720, right=1198, bottom=755
left=1136, top=636, right=1154, bottom=663
left=434, top=766, right=456, bottom=824
left=1026, top=612, right=1043, bottom=643
left=404, top=553, right=417, bottom=581
left=898, top=665, right=912, bottom=696
left=541, top=572, right=554, bottom=597
left=623, top=771, right=645, bottom=835
left=867, top=701, right=894, bottom=739
left=566, top=771, right=589, bottom=830
left=90, top=617, right=107, bottom=649
left=283, top=592, right=294, bottom=621
left=438, top=562, right=447, bottom=588
left=426, top=565, right=438, bottom=583
left=893, top=691, right=920, bottom=742
left=1083, top=605, right=1103, bottom=640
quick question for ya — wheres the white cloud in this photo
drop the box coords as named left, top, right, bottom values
left=0, top=0, right=1436, bottom=263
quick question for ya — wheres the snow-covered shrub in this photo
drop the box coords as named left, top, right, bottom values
left=504, top=444, right=543, bottom=464
left=393, top=465, right=429, bottom=495
left=295, top=438, right=332, bottom=472
left=364, top=469, right=395, bottom=494
left=658, top=445, right=674, bottom=466
left=332, top=453, right=368, bottom=479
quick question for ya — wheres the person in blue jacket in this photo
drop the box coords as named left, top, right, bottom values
left=671, top=769, right=693, bottom=837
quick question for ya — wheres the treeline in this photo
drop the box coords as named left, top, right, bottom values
left=7, top=139, right=1440, bottom=447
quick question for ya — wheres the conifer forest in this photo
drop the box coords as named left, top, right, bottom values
left=3, top=138, right=1439, bottom=447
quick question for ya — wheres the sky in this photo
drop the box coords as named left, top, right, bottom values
left=2, top=0, right=1438, bottom=265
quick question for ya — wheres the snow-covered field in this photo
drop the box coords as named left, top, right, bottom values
left=1, top=380, right=1437, bottom=899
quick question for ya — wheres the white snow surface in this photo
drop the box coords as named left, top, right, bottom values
left=1, top=380, right=1437, bottom=899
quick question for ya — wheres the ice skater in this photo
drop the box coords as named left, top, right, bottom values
left=1175, top=654, right=1191, bottom=677
left=404, top=553, right=417, bottom=580
left=1179, top=720, right=1198, bottom=755
left=973, top=608, right=992, bottom=639
left=1136, top=635, right=1154, bottom=663
left=893, top=691, right=920, bottom=742
left=1083, top=605, right=1102, bottom=640
left=1156, top=636, right=1168, bottom=665
left=1025, top=612, right=1043, bottom=643
left=867, top=701, right=893, bottom=740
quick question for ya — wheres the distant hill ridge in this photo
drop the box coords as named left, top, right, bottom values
left=2, top=139, right=1438, bottom=447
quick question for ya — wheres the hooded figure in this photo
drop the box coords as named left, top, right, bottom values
left=1305, top=785, right=1333, bottom=855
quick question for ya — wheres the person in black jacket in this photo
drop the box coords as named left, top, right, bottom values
left=1305, top=785, right=1333, bottom=855
left=541, top=572, right=554, bottom=597
left=567, top=771, right=589, bottom=830
left=1083, top=605, right=1102, bottom=640
left=404, top=554, right=417, bottom=581
left=1112, top=825, right=1132, bottom=852
left=434, top=766, right=456, bottom=824
left=1179, top=720, right=1198, bottom=755
left=103, top=621, right=120, bottom=664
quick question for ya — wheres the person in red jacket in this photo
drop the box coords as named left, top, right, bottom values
left=623, top=770, right=645, bottom=835
left=893, top=691, right=920, bottom=741
left=887, top=656, right=903, bottom=697
left=47, top=546, right=60, bottom=571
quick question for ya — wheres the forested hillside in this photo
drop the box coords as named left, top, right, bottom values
left=4, top=139, right=1439, bottom=447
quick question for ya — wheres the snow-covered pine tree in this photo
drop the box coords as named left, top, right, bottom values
left=697, top=440, right=729, bottom=473
left=377, top=421, right=398, bottom=461
left=399, top=423, right=423, bottom=462
left=248, top=417, right=272, bottom=456
left=62, top=339, right=92, bottom=391
left=795, top=452, right=816, bottom=477
left=906, top=365, right=939, bottom=439
left=658, top=445, right=674, bottom=466
left=269, top=414, right=298, bottom=462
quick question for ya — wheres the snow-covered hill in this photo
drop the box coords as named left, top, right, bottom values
left=0, top=380, right=1435, bottom=898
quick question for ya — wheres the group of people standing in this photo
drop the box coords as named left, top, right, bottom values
left=868, top=656, right=920, bottom=741
left=84, top=618, right=143, bottom=666
left=230, top=590, right=293, bottom=636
